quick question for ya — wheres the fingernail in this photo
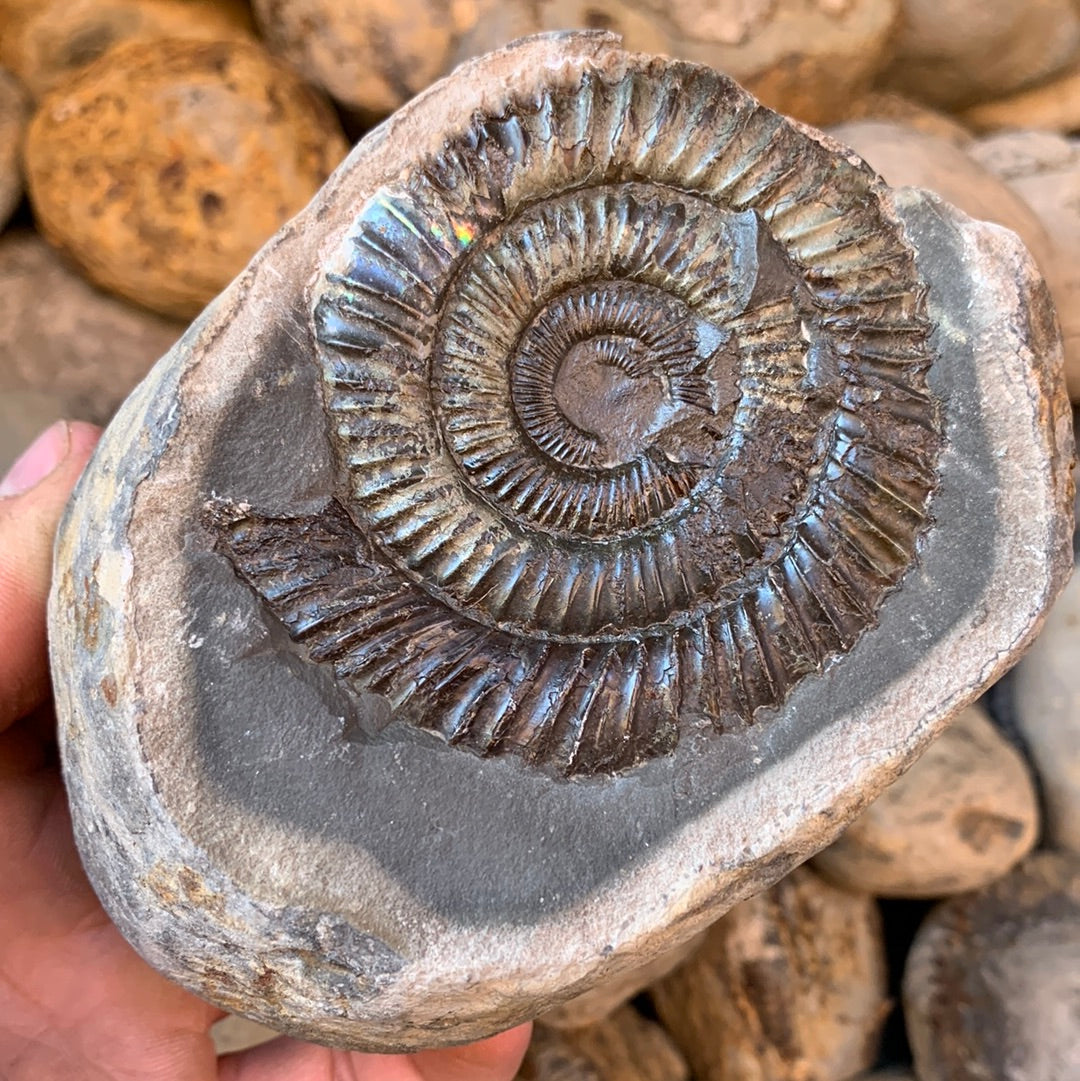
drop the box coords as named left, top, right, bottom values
left=0, top=421, right=71, bottom=498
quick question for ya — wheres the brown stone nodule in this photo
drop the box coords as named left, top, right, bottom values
left=24, top=37, right=348, bottom=319
left=904, top=852, right=1080, bottom=1081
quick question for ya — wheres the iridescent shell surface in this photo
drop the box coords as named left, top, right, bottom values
left=213, top=59, right=942, bottom=777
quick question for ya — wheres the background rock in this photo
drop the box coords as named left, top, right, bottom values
left=903, top=853, right=1080, bottom=1081
left=1012, top=560, right=1080, bottom=855
left=0, top=231, right=182, bottom=423
left=24, top=37, right=348, bottom=319
left=650, top=867, right=888, bottom=1081
left=969, top=131, right=1080, bottom=401
left=253, top=0, right=461, bottom=123
left=827, top=121, right=1056, bottom=282
left=813, top=704, right=1039, bottom=898
left=518, top=1009, right=688, bottom=1081
left=880, top=0, right=1080, bottom=110
left=681, top=0, right=901, bottom=126
left=0, top=0, right=254, bottom=99
left=451, top=2, right=674, bottom=91
left=454, top=0, right=901, bottom=127
left=962, top=64, right=1080, bottom=134
left=837, top=90, right=973, bottom=146
left=970, top=130, right=1078, bottom=180
left=0, top=66, right=27, bottom=231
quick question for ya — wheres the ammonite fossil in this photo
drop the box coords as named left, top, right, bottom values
left=50, top=33, right=1072, bottom=1051
left=211, top=58, right=941, bottom=777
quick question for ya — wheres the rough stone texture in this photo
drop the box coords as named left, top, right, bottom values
left=518, top=1009, right=688, bottom=1081
left=903, top=852, right=1080, bottom=1081
left=1012, top=567, right=1080, bottom=853
left=0, top=0, right=254, bottom=99
left=969, top=132, right=1080, bottom=402
left=210, top=1014, right=280, bottom=1054
left=0, top=66, right=26, bottom=231
left=880, top=0, right=1080, bottom=110
left=971, top=130, right=1079, bottom=180
left=539, top=933, right=705, bottom=1030
left=812, top=704, right=1039, bottom=897
left=836, top=91, right=972, bottom=147
left=453, top=0, right=901, bottom=126
left=0, top=0, right=37, bottom=28
left=826, top=122, right=1056, bottom=281
left=253, top=0, right=465, bottom=123
left=650, top=866, right=888, bottom=1081
left=0, top=231, right=182, bottom=424
left=48, top=33, right=1074, bottom=1051
left=24, top=38, right=348, bottom=320
left=962, top=65, right=1080, bottom=134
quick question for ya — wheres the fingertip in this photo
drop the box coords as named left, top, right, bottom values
left=497, top=1023, right=535, bottom=1079
left=0, top=420, right=101, bottom=505
left=478, top=1022, right=534, bottom=1067
left=413, top=1022, right=534, bottom=1081
left=0, top=420, right=101, bottom=728
left=66, top=421, right=103, bottom=466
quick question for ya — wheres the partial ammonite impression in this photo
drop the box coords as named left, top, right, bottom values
left=212, top=58, right=942, bottom=777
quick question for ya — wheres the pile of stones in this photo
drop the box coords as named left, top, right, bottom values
left=2, top=2, right=1079, bottom=1077
left=5, top=0, right=1080, bottom=444
left=510, top=672, right=1080, bottom=1081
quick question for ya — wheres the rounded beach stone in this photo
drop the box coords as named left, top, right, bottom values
left=880, top=0, right=1080, bottom=111
left=454, top=0, right=901, bottom=127
left=0, top=0, right=254, bottom=99
left=1012, top=555, right=1080, bottom=854
left=451, top=1, right=675, bottom=81
left=252, top=0, right=459, bottom=122
left=837, top=91, right=972, bottom=147
left=674, top=0, right=900, bottom=126
left=813, top=704, right=1039, bottom=897
left=962, top=67, right=1080, bottom=134
left=48, top=33, right=1074, bottom=1050
left=24, top=37, right=348, bottom=320
left=0, top=66, right=27, bottom=231
left=969, top=132, right=1080, bottom=402
left=520, top=1009, right=689, bottom=1081
left=649, top=866, right=888, bottom=1081
left=0, top=0, right=38, bottom=28
left=0, top=231, right=182, bottom=423
left=903, top=852, right=1080, bottom=1081
left=826, top=122, right=1056, bottom=280
left=539, top=932, right=706, bottom=1030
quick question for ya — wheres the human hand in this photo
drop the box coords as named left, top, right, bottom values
left=0, top=421, right=532, bottom=1081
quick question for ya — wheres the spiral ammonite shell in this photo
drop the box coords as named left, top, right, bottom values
left=214, top=58, right=942, bottom=777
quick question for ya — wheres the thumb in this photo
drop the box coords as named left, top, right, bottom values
left=411, top=1024, right=534, bottom=1081
left=0, top=420, right=101, bottom=729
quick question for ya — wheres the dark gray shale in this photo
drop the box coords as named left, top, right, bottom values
left=48, top=32, right=1073, bottom=1052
